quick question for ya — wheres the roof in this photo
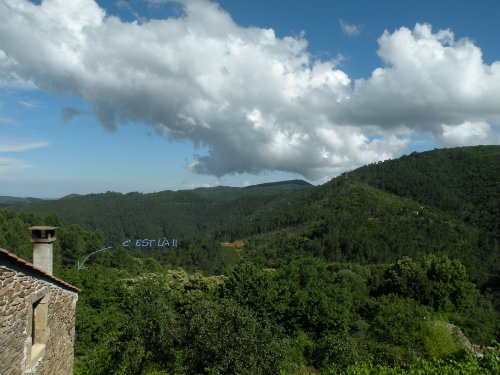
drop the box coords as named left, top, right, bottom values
left=0, top=248, right=81, bottom=293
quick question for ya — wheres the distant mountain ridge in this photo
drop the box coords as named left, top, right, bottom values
left=8, top=179, right=314, bottom=243
left=192, top=179, right=313, bottom=201
left=244, top=179, right=312, bottom=188
left=5, top=146, right=499, bottom=288
left=0, top=196, right=43, bottom=205
left=2, top=147, right=497, bottom=374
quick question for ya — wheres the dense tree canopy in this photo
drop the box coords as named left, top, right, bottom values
left=1, top=146, right=499, bottom=374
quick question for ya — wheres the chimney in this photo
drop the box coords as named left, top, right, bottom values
left=28, top=226, right=59, bottom=275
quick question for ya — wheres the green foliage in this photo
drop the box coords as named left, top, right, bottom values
left=11, top=181, right=312, bottom=244
left=217, top=146, right=499, bottom=288
left=0, top=209, right=33, bottom=261
left=122, top=269, right=226, bottom=310
left=348, top=146, right=499, bottom=230
left=421, top=320, right=465, bottom=360
left=312, top=332, right=363, bottom=371
left=117, top=278, right=179, bottom=374
left=50, top=256, right=500, bottom=374
left=75, top=275, right=180, bottom=375
left=223, top=263, right=284, bottom=322
left=287, top=331, right=314, bottom=370
left=2, top=146, right=499, bottom=374
left=325, top=350, right=500, bottom=375
left=152, top=237, right=237, bottom=274
left=276, top=258, right=353, bottom=337
left=58, top=265, right=129, bottom=357
left=192, top=179, right=312, bottom=201
left=221, top=180, right=495, bottom=287
left=381, top=255, right=476, bottom=311
left=185, top=297, right=290, bottom=375
left=370, top=295, right=428, bottom=355
left=0, top=196, right=42, bottom=205
left=6, top=146, right=499, bottom=289
left=379, top=255, right=498, bottom=345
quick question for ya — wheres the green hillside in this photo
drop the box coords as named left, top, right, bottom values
left=10, top=180, right=312, bottom=245
left=0, top=196, right=42, bottom=205
left=8, top=146, right=499, bottom=285
left=215, top=146, right=499, bottom=288
left=346, top=145, right=499, bottom=237
left=192, top=179, right=313, bottom=201
left=1, top=146, right=499, bottom=375
left=1, top=206, right=498, bottom=375
left=218, top=182, right=496, bottom=285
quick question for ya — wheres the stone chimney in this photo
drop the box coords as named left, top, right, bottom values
left=28, top=226, right=58, bottom=275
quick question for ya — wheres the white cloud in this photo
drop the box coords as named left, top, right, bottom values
left=0, top=50, right=36, bottom=89
left=347, top=24, right=500, bottom=130
left=0, top=141, right=48, bottom=152
left=181, top=181, right=219, bottom=189
left=339, top=19, right=362, bottom=36
left=0, top=157, right=33, bottom=176
left=18, top=100, right=36, bottom=109
left=0, top=1, right=498, bottom=180
left=436, top=121, right=500, bottom=147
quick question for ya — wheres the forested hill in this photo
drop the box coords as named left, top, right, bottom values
left=216, top=146, right=500, bottom=288
left=2, top=146, right=499, bottom=374
left=217, top=146, right=499, bottom=238
left=346, top=145, right=500, bottom=237
left=9, top=180, right=312, bottom=244
left=192, top=179, right=312, bottom=201
left=0, top=196, right=42, bottom=205
left=6, top=146, right=499, bottom=281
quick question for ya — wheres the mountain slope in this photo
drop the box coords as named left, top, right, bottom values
left=216, top=146, right=499, bottom=286
left=346, top=145, right=499, bottom=237
left=192, top=179, right=312, bottom=201
left=0, top=196, right=43, bottom=205
left=10, top=181, right=312, bottom=244
left=7, top=146, right=499, bottom=286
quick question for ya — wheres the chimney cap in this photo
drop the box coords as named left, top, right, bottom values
left=29, top=226, right=59, bottom=243
left=28, top=226, right=59, bottom=230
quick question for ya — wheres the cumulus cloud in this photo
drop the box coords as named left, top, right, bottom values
left=0, top=50, right=36, bottom=89
left=436, top=121, right=499, bottom=147
left=181, top=181, right=219, bottom=189
left=61, top=106, right=90, bottom=123
left=339, top=19, right=362, bottom=36
left=0, top=0, right=498, bottom=180
left=347, top=24, right=500, bottom=130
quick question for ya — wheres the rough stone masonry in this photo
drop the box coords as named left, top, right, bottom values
left=0, top=248, right=79, bottom=375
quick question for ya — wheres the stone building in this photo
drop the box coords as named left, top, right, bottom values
left=0, top=226, right=80, bottom=375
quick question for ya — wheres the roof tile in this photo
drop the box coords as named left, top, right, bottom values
left=0, top=248, right=81, bottom=293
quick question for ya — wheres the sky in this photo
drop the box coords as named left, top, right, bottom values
left=0, top=0, right=498, bottom=198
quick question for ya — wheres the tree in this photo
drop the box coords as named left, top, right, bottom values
left=185, top=297, right=290, bottom=375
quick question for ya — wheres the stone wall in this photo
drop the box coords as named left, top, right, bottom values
left=0, top=262, right=78, bottom=375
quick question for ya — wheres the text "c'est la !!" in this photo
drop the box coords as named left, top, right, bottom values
left=122, top=238, right=178, bottom=247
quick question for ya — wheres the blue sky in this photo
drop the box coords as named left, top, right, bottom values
left=0, top=0, right=498, bottom=198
